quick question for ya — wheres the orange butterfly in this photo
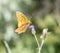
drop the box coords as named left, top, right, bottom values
left=15, top=11, right=31, bottom=34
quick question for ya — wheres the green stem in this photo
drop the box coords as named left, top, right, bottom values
left=3, top=40, right=11, bottom=53
left=33, top=33, right=39, bottom=48
left=38, top=40, right=44, bottom=53
left=33, top=33, right=44, bottom=53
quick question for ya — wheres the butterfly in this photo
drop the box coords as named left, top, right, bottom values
left=15, top=11, right=31, bottom=34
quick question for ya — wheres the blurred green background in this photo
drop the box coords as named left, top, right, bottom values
left=0, top=0, right=60, bottom=53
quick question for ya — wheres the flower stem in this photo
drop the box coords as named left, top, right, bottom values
left=33, top=33, right=45, bottom=53
left=3, top=40, right=11, bottom=53
left=33, top=33, right=39, bottom=48
left=38, top=40, right=44, bottom=53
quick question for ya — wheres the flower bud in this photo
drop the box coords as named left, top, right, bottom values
left=40, top=28, right=48, bottom=40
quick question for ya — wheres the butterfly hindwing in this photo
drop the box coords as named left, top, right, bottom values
left=15, top=24, right=29, bottom=34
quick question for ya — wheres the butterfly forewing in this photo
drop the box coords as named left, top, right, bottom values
left=16, top=11, right=31, bottom=27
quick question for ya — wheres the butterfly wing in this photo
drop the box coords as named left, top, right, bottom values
left=16, top=11, right=31, bottom=27
left=15, top=24, right=29, bottom=34
left=15, top=11, right=31, bottom=34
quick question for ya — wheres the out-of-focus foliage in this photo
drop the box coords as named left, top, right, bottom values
left=0, top=0, right=60, bottom=53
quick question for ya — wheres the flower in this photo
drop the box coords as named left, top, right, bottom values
left=29, top=25, right=36, bottom=34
